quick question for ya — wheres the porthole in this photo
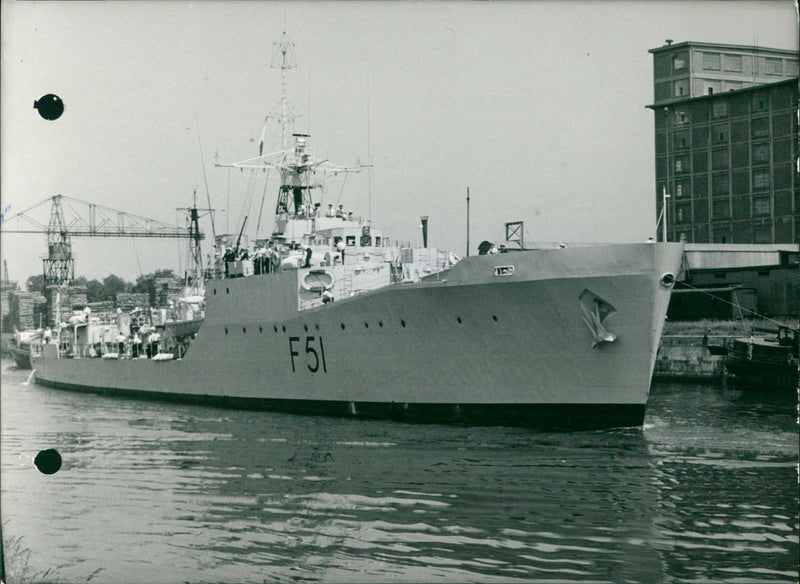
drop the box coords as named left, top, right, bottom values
left=456, top=317, right=462, bottom=324
left=304, top=324, right=308, bottom=332
left=259, top=326, right=263, bottom=333
left=400, top=320, right=406, bottom=328
left=273, top=326, right=278, bottom=333
left=315, top=324, right=320, bottom=331
left=281, top=325, right=286, bottom=333
left=492, top=315, right=498, bottom=322
left=224, top=327, right=228, bottom=335
left=242, top=327, right=246, bottom=334
left=213, top=289, right=217, bottom=295
left=660, top=272, right=676, bottom=288
left=226, top=287, right=230, bottom=294
left=364, top=322, right=369, bottom=328
left=341, top=323, right=346, bottom=330
left=379, top=321, right=383, bottom=327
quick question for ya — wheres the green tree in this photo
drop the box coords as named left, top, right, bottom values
left=25, top=274, right=44, bottom=294
left=102, top=274, right=130, bottom=301
left=131, top=269, right=177, bottom=307
left=85, top=279, right=104, bottom=303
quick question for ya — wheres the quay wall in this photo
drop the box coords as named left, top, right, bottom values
left=654, top=334, right=728, bottom=382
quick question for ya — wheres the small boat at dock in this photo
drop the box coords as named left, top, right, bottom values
left=724, top=325, right=799, bottom=390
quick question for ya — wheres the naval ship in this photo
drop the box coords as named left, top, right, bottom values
left=30, top=33, right=684, bottom=430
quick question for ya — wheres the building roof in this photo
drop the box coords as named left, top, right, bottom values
left=645, top=76, right=798, bottom=109
left=685, top=244, right=799, bottom=253
left=649, top=40, right=797, bottom=56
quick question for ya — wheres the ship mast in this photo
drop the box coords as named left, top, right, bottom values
left=216, top=31, right=366, bottom=245
left=271, top=31, right=297, bottom=157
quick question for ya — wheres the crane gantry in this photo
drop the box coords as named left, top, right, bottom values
left=2, top=194, right=206, bottom=287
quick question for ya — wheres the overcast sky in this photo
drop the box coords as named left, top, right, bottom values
left=1, top=0, right=796, bottom=286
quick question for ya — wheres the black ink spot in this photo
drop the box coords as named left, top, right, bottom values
left=34, top=448, right=62, bottom=474
left=34, top=94, right=64, bottom=120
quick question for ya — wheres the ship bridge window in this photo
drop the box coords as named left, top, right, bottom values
left=346, top=236, right=356, bottom=246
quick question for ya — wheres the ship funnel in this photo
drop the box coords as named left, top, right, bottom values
left=420, top=216, right=429, bottom=248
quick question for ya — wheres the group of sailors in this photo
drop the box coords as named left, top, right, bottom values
left=84, top=328, right=163, bottom=359
left=44, top=320, right=167, bottom=359
left=275, top=201, right=356, bottom=222
left=222, top=244, right=282, bottom=277
left=325, top=203, right=354, bottom=221
left=220, top=240, right=328, bottom=279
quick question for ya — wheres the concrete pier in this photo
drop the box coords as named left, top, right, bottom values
left=654, top=334, right=728, bottom=382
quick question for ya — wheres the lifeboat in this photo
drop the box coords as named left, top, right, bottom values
left=301, top=269, right=335, bottom=292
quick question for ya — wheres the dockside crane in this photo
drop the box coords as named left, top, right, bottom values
left=2, top=194, right=207, bottom=287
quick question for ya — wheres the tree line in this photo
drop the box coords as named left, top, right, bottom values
left=25, top=269, right=178, bottom=304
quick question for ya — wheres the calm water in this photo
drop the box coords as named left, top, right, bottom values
left=1, top=359, right=797, bottom=584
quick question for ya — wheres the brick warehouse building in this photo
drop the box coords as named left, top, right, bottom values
left=647, top=41, right=798, bottom=244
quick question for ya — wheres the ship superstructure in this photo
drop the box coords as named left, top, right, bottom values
left=30, top=32, right=684, bottom=430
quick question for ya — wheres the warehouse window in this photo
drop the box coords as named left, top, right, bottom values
left=765, top=58, right=782, bottom=75
left=754, top=224, right=772, bottom=243
left=712, top=148, right=729, bottom=170
left=712, top=101, right=728, bottom=118
left=753, top=144, right=770, bottom=163
left=713, top=198, right=730, bottom=218
left=703, top=53, right=721, bottom=70
left=751, top=117, right=769, bottom=138
left=712, top=173, right=729, bottom=195
left=753, top=198, right=771, bottom=216
left=723, top=54, right=742, bottom=72
left=752, top=93, right=769, bottom=112
left=711, top=124, right=728, bottom=143
left=753, top=169, right=770, bottom=190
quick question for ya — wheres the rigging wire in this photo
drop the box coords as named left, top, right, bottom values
left=334, top=173, right=349, bottom=207
left=366, top=62, right=372, bottom=221
left=194, top=110, right=217, bottom=242
left=254, top=169, right=272, bottom=241
left=676, top=280, right=795, bottom=330
left=131, top=238, right=143, bottom=279
left=226, top=168, right=231, bottom=235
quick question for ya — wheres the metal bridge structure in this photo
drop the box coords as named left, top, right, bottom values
left=2, top=194, right=206, bottom=287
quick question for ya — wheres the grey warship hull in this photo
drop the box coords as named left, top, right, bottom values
left=32, top=243, right=682, bottom=430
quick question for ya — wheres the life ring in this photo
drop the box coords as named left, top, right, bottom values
left=301, top=269, right=335, bottom=292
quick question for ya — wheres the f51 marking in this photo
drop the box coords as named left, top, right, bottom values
left=289, top=336, right=328, bottom=373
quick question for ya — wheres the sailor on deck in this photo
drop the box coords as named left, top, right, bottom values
left=336, top=239, right=346, bottom=264
left=132, top=332, right=142, bottom=358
